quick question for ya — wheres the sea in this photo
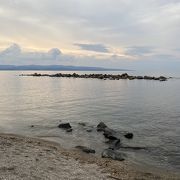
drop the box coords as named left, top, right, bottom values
left=0, top=70, right=179, bottom=172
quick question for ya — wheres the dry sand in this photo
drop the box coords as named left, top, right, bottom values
left=0, top=134, right=179, bottom=180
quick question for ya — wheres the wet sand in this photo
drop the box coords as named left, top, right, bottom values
left=0, top=133, right=179, bottom=180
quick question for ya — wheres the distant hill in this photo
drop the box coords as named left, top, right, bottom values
left=0, top=65, right=130, bottom=71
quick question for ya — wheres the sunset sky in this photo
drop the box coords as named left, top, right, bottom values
left=0, top=0, right=180, bottom=70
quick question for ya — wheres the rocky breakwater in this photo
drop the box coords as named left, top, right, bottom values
left=21, top=73, right=168, bottom=81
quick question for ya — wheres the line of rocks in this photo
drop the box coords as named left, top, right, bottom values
left=21, top=73, right=168, bottom=81
left=57, top=122, right=146, bottom=162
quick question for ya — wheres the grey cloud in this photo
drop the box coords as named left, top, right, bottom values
left=125, top=46, right=155, bottom=56
left=0, top=44, right=64, bottom=65
left=1, top=43, right=21, bottom=56
left=48, top=48, right=62, bottom=59
left=1, top=0, right=180, bottom=49
left=74, top=43, right=109, bottom=53
left=0, top=44, right=179, bottom=74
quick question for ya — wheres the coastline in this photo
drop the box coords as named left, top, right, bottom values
left=0, top=133, right=179, bottom=180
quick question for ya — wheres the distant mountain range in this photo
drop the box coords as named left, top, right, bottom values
left=0, top=65, right=130, bottom=71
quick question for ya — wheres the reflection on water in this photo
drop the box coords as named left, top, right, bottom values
left=0, top=71, right=180, bottom=171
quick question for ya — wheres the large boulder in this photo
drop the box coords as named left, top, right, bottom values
left=75, top=146, right=95, bottom=154
left=101, top=149, right=125, bottom=161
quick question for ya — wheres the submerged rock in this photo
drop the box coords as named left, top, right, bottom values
left=103, top=128, right=118, bottom=140
left=86, top=129, right=93, bottom=132
left=124, top=133, right=133, bottom=139
left=75, top=146, right=95, bottom=154
left=97, top=122, right=107, bottom=132
left=101, top=149, right=125, bottom=161
left=78, top=122, right=86, bottom=126
left=108, top=139, right=121, bottom=150
left=58, top=123, right=72, bottom=129
left=66, top=128, right=73, bottom=132
left=120, top=146, right=146, bottom=150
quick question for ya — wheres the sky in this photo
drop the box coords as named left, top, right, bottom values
left=0, top=0, right=180, bottom=71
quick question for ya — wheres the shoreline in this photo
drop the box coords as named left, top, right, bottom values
left=0, top=133, right=179, bottom=179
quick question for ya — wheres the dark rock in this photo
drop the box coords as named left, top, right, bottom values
left=124, top=133, right=133, bottom=139
left=108, top=139, right=121, bottom=150
left=101, top=149, right=125, bottom=161
left=136, top=76, right=143, bottom=79
left=86, top=129, right=93, bottom=132
left=75, top=146, right=95, bottom=154
left=128, top=76, right=135, bottom=80
left=78, top=122, right=86, bottom=126
left=97, top=122, right=107, bottom=132
left=159, top=76, right=167, bottom=81
left=31, top=125, right=34, bottom=128
left=103, top=128, right=118, bottom=140
left=144, top=76, right=153, bottom=80
left=58, top=123, right=72, bottom=129
left=121, top=73, right=129, bottom=79
left=120, top=146, right=146, bottom=150
left=33, top=73, right=41, bottom=77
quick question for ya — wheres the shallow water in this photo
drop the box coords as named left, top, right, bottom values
left=0, top=71, right=180, bottom=172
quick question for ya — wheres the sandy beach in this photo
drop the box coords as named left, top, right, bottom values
left=0, top=133, right=179, bottom=180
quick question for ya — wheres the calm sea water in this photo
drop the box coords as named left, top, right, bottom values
left=0, top=71, right=180, bottom=172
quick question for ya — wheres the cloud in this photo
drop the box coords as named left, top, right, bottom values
left=0, top=44, right=64, bottom=65
left=0, top=0, right=180, bottom=52
left=74, top=43, right=109, bottom=53
left=125, top=46, right=154, bottom=56
left=0, top=43, right=180, bottom=74
left=0, top=43, right=21, bottom=56
left=48, top=48, right=62, bottom=59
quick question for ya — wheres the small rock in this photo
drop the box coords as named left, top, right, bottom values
left=101, top=149, right=125, bottom=161
left=66, top=128, right=73, bottom=132
left=58, top=123, right=72, bottom=129
left=75, top=146, right=95, bottom=154
left=124, top=133, right=133, bottom=139
left=78, top=122, right=86, bottom=126
left=97, top=122, right=107, bottom=131
left=86, top=129, right=92, bottom=132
